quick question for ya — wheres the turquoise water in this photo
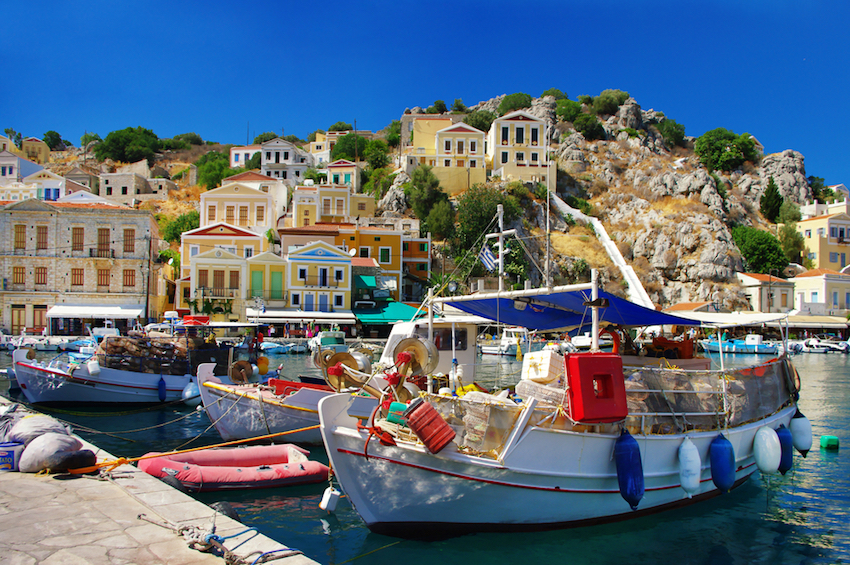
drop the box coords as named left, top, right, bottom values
left=2, top=351, right=848, bottom=565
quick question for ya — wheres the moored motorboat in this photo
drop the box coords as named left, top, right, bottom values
left=137, top=443, right=328, bottom=492
left=319, top=275, right=806, bottom=537
left=478, top=326, right=544, bottom=356
left=699, top=334, right=778, bottom=354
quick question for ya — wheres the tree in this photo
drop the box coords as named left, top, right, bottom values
left=779, top=223, right=806, bottom=264
left=94, top=126, right=160, bottom=165
left=451, top=98, right=468, bottom=113
left=592, top=89, right=629, bottom=115
left=384, top=120, right=401, bottom=148
left=330, top=133, right=368, bottom=161
left=328, top=121, right=353, bottom=132
left=283, top=134, right=303, bottom=144
left=731, top=225, right=788, bottom=274
left=162, top=211, right=200, bottom=244
left=808, top=176, right=834, bottom=202
left=4, top=128, right=22, bottom=148
left=362, top=167, right=395, bottom=198
left=306, top=129, right=325, bottom=143
left=253, top=132, right=278, bottom=144
left=365, top=139, right=390, bottom=170
left=80, top=132, right=102, bottom=147
left=760, top=176, right=783, bottom=223
left=42, top=130, right=65, bottom=150
left=453, top=184, right=522, bottom=251
left=245, top=152, right=262, bottom=169
left=694, top=128, right=757, bottom=172
left=463, top=110, right=496, bottom=133
left=656, top=118, right=686, bottom=148
left=541, top=88, right=567, bottom=100
left=555, top=99, right=582, bottom=123
left=196, top=151, right=239, bottom=189
left=778, top=200, right=801, bottom=224
left=406, top=166, right=450, bottom=237
left=174, top=132, right=203, bottom=145
left=498, top=92, right=532, bottom=115
left=573, top=113, right=605, bottom=140
left=427, top=199, right=456, bottom=240
left=304, top=168, right=327, bottom=184
left=577, top=95, right=593, bottom=106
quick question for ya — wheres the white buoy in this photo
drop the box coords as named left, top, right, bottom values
left=753, top=426, right=781, bottom=474
left=319, top=486, right=341, bottom=512
left=790, top=410, right=813, bottom=457
left=182, top=380, right=201, bottom=407
left=678, top=437, right=701, bottom=498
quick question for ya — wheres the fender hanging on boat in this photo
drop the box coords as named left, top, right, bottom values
left=677, top=437, right=701, bottom=498
left=753, top=426, right=781, bottom=474
left=614, top=429, right=644, bottom=510
left=710, top=433, right=735, bottom=493
left=158, top=376, right=167, bottom=402
left=789, top=410, right=812, bottom=457
left=776, top=424, right=793, bottom=475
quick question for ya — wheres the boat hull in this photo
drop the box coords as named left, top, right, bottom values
left=699, top=340, right=778, bottom=354
left=319, top=393, right=796, bottom=536
left=13, top=349, right=190, bottom=404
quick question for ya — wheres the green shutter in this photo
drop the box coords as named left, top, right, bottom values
left=271, top=271, right=283, bottom=299
left=251, top=271, right=264, bottom=298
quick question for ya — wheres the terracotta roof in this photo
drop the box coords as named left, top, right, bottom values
left=666, top=301, right=712, bottom=312
left=741, top=273, right=786, bottom=283
left=278, top=224, right=343, bottom=234
left=352, top=257, right=379, bottom=267
left=796, top=268, right=848, bottom=277
left=223, top=170, right=272, bottom=182
left=798, top=213, right=842, bottom=222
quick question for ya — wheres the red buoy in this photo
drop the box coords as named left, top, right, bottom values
left=403, top=398, right=456, bottom=454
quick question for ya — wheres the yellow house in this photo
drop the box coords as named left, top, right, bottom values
left=246, top=250, right=288, bottom=304
left=200, top=182, right=276, bottom=235
left=350, top=193, right=376, bottom=217
left=403, top=117, right=452, bottom=168
left=486, top=110, right=550, bottom=184
left=790, top=268, right=850, bottom=315
left=796, top=213, right=850, bottom=270
left=289, top=184, right=369, bottom=227
left=326, top=159, right=361, bottom=191
left=22, top=137, right=50, bottom=164
left=401, top=117, right=486, bottom=195
left=337, top=226, right=403, bottom=301
left=184, top=247, right=243, bottom=322
left=286, top=241, right=352, bottom=313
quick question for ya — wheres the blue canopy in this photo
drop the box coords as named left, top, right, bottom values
left=440, top=287, right=700, bottom=332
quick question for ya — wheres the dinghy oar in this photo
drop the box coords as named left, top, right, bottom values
left=67, top=424, right=321, bottom=475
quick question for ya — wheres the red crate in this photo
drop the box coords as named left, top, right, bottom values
left=566, top=352, right=628, bottom=423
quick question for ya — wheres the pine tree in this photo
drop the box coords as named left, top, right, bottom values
left=760, top=176, right=783, bottom=223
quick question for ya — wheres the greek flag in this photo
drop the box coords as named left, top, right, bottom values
left=479, top=244, right=497, bottom=271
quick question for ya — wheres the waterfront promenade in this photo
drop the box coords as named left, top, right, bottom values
left=0, top=398, right=318, bottom=565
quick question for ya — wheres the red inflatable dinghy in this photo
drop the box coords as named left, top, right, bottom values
left=138, top=444, right=329, bottom=492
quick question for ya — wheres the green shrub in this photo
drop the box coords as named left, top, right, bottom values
left=541, top=88, right=567, bottom=100
left=656, top=118, right=686, bottom=147
left=577, top=95, right=593, bottom=105
left=694, top=128, right=758, bottom=172
left=573, top=113, right=605, bottom=140
left=556, top=99, right=582, bottom=123
left=498, top=92, right=533, bottom=115
left=592, top=89, right=629, bottom=116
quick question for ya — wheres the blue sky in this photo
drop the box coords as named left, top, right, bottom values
left=3, top=1, right=848, bottom=186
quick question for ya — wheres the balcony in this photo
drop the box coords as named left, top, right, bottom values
left=195, top=287, right=239, bottom=299
left=90, top=248, right=115, bottom=258
left=298, top=276, right=339, bottom=288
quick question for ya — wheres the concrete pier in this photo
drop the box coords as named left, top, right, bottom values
left=0, top=400, right=319, bottom=564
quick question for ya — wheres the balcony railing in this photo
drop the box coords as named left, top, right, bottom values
left=298, top=276, right=340, bottom=288
left=90, top=248, right=115, bottom=258
left=194, top=287, right=239, bottom=298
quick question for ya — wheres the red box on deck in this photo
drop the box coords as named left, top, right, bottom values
left=565, top=352, right=628, bottom=423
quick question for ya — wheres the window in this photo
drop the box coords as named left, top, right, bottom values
left=334, top=294, right=344, bottom=307
left=36, top=226, right=47, bottom=250
left=830, top=252, right=839, bottom=263
left=811, top=291, right=818, bottom=302
left=516, top=152, right=525, bottom=162
left=121, top=186, right=128, bottom=195
left=417, top=263, right=426, bottom=271
left=13, top=266, right=25, bottom=284
left=207, top=205, right=216, bottom=223
left=831, top=227, right=838, bottom=237
left=357, top=202, right=366, bottom=211
left=256, top=206, right=264, bottom=224
left=335, top=269, right=344, bottom=281
left=501, top=126, right=509, bottom=144
left=213, top=270, right=224, bottom=291
left=516, top=127, right=524, bottom=144
left=97, top=268, right=109, bottom=287
left=457, top=159, right=464, bottom=168
left=805, top=230, right=812, bottom=238
left=322, top=198, right=331, bottom=215
left=190, top=245, right=199, bottom=257
left=244, top=247, right=253, bottom=259
left=283, top=151, right=289, bottom=160
left=419, top=243, right=428, bottom=251
left=14, top=225, right=25, bottom=249
left=197, top=269, right=208, bottom=288
left=336, top=198, right=344, bottom=215
left=291, top=293, right=301, bottom=306
left=123, top=229, right=135, bottom=253
left=833, top=291, right=839, bottom=308
left=444, top=140, right=451, bottom=152
left=359, top=247, right=370, bottom=257
left=98, top=228, right=110, bottom=256
left=265, top=151, right=271, bottom=160
left=123, top=269, right=135, bottom=288
left=379, top=247, right=391, bottom=263
left=403, top=242, right=409, bottom=251
left=531, top=127, right=538, bottom=144
left=239, top=206, right=248, bottom=226
left=470, top=159, right=477, bottom=168
left=70, top=227, right=83, bottom=251
left=298, top=268, right=307, bottom=281
left=501, top=152, right=508, bottom=164
left=106, top=187, right=112, bottom=195
left=457, top=140, right=464, bottom=154
left=282, top=171, right=287, bottom=180
left=531, top=152, right=539, bottom=162
left=444, top=159, right=451, bottom=167
left=71, top=268, right=84, bottom=287
left=333, top=174, right=340, bottom=184
left=470, top=140, right=477, bottom=153
left=35, top=266, right=47, bottom=285
left=817, top=228, right=825, bottom=236
left=226, top=206, right=235, bottom=224
left=234, top=154, right=239, bottom=162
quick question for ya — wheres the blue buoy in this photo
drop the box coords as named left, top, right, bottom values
left=710, top=433, right=735, bottom=493
left=776, top=424, right=793, bottom=475
left=158, top=376, right=167, bottom=402
left=614, top=429, right=644, bottom=510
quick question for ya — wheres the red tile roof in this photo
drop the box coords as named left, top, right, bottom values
left=666, top=301, right=712, bottom=311
left=796, top=268, right=848, bottom=277
left=741, top=273, right=786, bottom=283
left=223, top=171, right=272, bottom=182
left=352, top=257, right=379, bottom=267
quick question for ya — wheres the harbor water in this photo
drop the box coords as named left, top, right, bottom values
left=1, top=350, right=848, bottom=565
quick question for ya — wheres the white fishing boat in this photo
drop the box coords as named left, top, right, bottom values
left=799, top=335, right=849, bottom=354
left=308, top=330, right=348, bottom=354
left=318, top=274, right=809, bottom=537
left=478, top=326, right=543, bottom=356
left=13, top=324, right=270, bottom=404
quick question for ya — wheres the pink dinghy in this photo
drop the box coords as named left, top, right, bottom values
left=138, top=444, right=329, bottom=492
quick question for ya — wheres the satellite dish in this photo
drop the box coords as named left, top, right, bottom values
left=349, top=248, right=357, bottom=257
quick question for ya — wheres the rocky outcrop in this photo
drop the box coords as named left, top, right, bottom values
left=377, top=171, right=410, bottom=215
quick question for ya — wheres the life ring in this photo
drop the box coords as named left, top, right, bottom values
left=599, top=328, right=621, bottom=354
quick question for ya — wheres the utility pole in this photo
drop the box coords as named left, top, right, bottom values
left=144, top=234, right=153, bottom=324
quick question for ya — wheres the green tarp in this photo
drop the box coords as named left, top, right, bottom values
left=355, top=275, right=377, bottom=289
left=354, top=302, right=424, bottom=325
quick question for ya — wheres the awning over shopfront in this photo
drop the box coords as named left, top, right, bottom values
left=245, top=308, right=356, bottom=325
left=354, top=302, right=425, bottom=325
left=46, top=304, right=144, bottom=319
left=355, top=275, right=377, bottom=289
left=768, top=314, right=849, bottom=330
